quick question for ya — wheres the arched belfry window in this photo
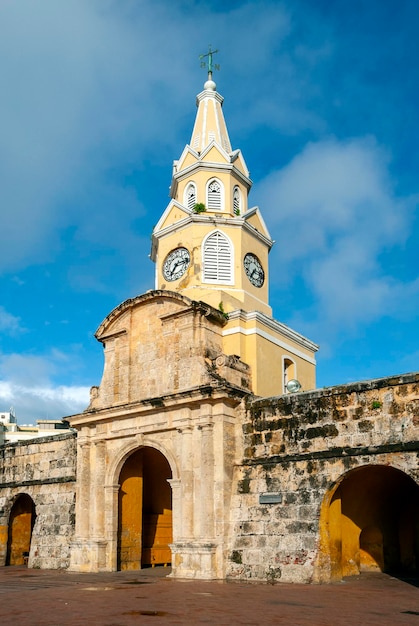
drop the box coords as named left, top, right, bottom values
left=202, top=230, right=233, bottom=284
left=206, top=179, right=223, bottom=210
left=283, top=357, right=296, bottom=393
left=233, top=186, right=241, bottom=215
left=185, top=183, right=197, bottom=210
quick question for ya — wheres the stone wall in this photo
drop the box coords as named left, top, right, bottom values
left=2, top=370, right=418, bottom=580
left=0, top=433, right=77, bottom=569
left=89, top=291, right=243, bottom=411
left=227, top=372, right=419, bottom=583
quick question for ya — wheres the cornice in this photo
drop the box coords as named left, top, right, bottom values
left=66, top=383, right=249, bottom=428
left=159, top=299, right=227, bottom=326
left=171, top=159, right=252, bottom=195
left=225, top=309, right=319, bottom=356
left=151, top=213, right=273, bottom=249
left=196, top=89, right=224, bottom=105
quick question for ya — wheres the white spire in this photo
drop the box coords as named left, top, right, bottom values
left=190, top=47, right=232, bottom=154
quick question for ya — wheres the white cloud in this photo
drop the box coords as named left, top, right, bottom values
left=0, top=307, right=24, bottom=335
left=0, top=353, right=56, bottom=387
left=256, top=137, right=418, bottom=334
left=0, top=349, right=91, bottom=421
left=0, top=380, right=89, bottom=423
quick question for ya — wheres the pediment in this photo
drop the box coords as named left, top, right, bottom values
left=200, top=141, right=230, bottom=164
left=244, top=206, right=272, bottom=240
left=95, top=290, right=195, bottom=341
left=96, top=309, right=130, bottom=342
left=230, top=149, right=250, bottom=178
left=177, top=145, right=199, bottom=172
left=154, top=200, right=190, bottom=233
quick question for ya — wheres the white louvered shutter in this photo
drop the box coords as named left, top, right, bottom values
left=186, top=183, right=196, bottom=210
left=207, top=180, right=222, bottom=210
left=233, top=187, right=240, bottom=214
left=203, top=231, right=232, bottom=283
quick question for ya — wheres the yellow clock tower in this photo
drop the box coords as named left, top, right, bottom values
left=151, top=55, right=318, bottom=396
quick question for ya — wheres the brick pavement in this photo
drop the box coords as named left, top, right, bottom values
left=0, top=566, right=418, bottom=625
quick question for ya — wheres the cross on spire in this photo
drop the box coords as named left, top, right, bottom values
left=199, top=45, right=220, bottom=80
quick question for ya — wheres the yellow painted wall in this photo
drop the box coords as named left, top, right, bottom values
left=175, top=169, right=249, bottom=217
left=223, top=315, right=316, bottom=396
left=319, top=466, right=419, bottom=580
left=156, top=218, right=271, bottom=315
left=327, top=491, right=343, bottom=581
left=359, top=526, right=384, bottom=571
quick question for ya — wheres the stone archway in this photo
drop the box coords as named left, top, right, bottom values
left=6, top=494, right=36, bottom=566
left=319, top=465, right=419, bottom=581
left=117, top=446, right=172, bottom=570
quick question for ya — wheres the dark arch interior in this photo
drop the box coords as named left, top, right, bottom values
left=6, top=493, right=36, bottom=566
left=328, top=465, right=419, bottom=579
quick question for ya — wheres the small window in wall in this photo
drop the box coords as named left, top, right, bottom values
left=185, top=183, right=196, bottom=210
left=203, top=230, right=233, bottom=284
left=283, top=358, right=296, bottom=393
left=233, top=186, right=241, bottom=215
left=207, top=179, right=222, bottom=210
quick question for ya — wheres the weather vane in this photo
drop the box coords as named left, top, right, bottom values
left=199, top=45, right=220, bottom=80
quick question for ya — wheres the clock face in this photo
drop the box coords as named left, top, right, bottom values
left=162, top=247, right=191, bottom=282
left=243, top=253, right=264, bottom=288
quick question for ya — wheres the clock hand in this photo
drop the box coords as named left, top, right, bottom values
left=171, top=259, right=182, bottom=271
left=171, top=258, right=187, bottom=275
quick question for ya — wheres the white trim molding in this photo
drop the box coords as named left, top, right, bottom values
left=224, top=310, right=318, bottom=364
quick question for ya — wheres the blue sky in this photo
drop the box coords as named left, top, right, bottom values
left=1, top=0, right=418, bottom=422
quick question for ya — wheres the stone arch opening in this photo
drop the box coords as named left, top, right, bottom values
left=117, top=446, right=172, bottom=571
left=6, top=494, right=36, bottom=566
left=319, top=465, right=419, bottom=581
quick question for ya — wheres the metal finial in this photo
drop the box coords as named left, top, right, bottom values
left=199, top=45, right=220, bottom=80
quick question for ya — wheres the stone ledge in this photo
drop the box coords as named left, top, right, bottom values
left=0, top=475, right=76, bottom=489
left=250, top=371, right=419, bottom=409
left=0, top=431, right=76, bottom=451
left=243, top=439, right=419, bottom=466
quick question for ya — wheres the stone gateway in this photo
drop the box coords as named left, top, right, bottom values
left=0, top=70, right=418, bottom=583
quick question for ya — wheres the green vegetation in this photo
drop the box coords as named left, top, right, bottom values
left=218, top=302, right=229, bottom=319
